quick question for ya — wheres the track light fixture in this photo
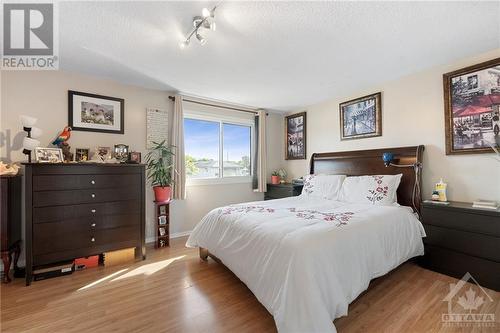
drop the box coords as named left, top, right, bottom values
left=179, top=4, right=218, bottom=48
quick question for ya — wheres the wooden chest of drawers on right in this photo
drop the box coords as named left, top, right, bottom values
left=420, top=201, right=499, bottom=291
left=24, top=163, right=146, bottom=285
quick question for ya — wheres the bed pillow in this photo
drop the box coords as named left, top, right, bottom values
left=301, top=174, right=346, bottom=200
left=340, top=174, right=403, bottom=205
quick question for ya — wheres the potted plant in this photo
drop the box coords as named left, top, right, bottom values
left=271, top=171, right=280, bottom=185
left=145, top=140, right=175, bottom=202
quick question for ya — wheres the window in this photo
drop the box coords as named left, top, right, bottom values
left=184, top=118, right=220, bottom=179
left=184, top=114, right=253, bottom=183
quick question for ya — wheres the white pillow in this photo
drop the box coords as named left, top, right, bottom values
left=301, top=174, right=346, bottom=200
left=340, top=174, right=402, bottom=205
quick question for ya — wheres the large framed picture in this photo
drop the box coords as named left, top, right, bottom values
left=68, top=90, right=124, bottom=134
left=339, top=92, right=382, bottom=140
left=285, top=112, right=306, bottom=160
left=443, top=58, right=500, bottom=155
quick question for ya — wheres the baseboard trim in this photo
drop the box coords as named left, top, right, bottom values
left=145, top=230, right=192, bottom=244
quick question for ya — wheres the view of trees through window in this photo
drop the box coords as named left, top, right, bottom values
left=184, top=118, right=251, bottom=179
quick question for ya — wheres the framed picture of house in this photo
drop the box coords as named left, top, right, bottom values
left=285, top=112, right=306, bottom=160
left=443, top=58, right=500, bottom=154
left=68, top=90, right=124, bottom=134
left=339, top=92, right=382, bottom=140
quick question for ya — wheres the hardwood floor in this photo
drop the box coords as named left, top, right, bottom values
left=1, top=237, right=498, bottom=333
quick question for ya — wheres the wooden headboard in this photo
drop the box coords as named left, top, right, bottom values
left=310, top=145, right=424, bottom=212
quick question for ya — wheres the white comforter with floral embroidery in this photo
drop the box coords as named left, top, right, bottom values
left=186, top=196, right=425, bottom=333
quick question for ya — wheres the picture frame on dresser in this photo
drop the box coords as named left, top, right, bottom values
left=23, top=163, right=146, bottom=285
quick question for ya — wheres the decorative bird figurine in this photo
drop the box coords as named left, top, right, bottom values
left=52, top=126, right=72, bottom=146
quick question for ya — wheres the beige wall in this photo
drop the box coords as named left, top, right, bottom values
left=285, top=49, right=500, bottom=202
left=0, top=70, right=280, bottom=245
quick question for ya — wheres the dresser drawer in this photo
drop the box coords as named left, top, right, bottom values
left=33, top=213, right=139, bottom=231
left=266, top=187, right=293, bottom=199
left=421, top=244, right=500, bottom=291
left=33, top=225, right=140, bottom=255
left=33, top=200, right=140, bottom=223
left=33, top=174, right=141, bottom=191
left=422, top=207, right=500, bottom=237
left=33, top=188, right=140, bottom=207
left=423, top=224, right=500, bottom=262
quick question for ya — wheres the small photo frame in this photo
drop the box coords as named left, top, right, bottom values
left=159, top=205, right=167, bottom=215
left=113, top=144, right=129, bottom=162
left=96, top=146, right=111, bottom=159
left=128, top=151, right=141, bottom=164
left=34, top=148, right=64, bottom=163
left=158, top=215, right=167, bottom=225
left=75, top=148, right=90, bottom=162
left=159, top=227, right=166, bottom=236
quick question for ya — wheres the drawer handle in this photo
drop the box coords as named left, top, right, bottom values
left=91, top=237, right=95, bottom=242
left=91, top=223, right=96, bottom=227
left=91, top=209, right=96, bottom=213
left=91, top=180, right=96, bottom=185
left=91, top=193, right=96, bottom=198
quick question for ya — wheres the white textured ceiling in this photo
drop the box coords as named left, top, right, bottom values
left=59, top=1, right=500, bottom=112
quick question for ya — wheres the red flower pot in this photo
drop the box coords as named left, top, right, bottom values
left=271, top=175, right=280, bottom=185
left=153, top=186, right=171, bottom=203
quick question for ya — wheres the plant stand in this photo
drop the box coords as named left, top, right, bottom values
left=154, top=201, right=170, bottom=248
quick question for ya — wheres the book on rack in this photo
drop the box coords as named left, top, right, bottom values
left=472, top=200, right=498, bottom=210
left=423, top=200, right=450, bottom=205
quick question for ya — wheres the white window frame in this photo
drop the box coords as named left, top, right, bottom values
left=184, top=111, right=254, bottom=186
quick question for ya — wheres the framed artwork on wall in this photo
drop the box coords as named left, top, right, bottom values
left=68, top=90, right=124, bottom=134
left=339, top=92, right=382, bottom=140
left=443, top=57, right=500, bottom=155
left=285, top=112, right=306, bottom=160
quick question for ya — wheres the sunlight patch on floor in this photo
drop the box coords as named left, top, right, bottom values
left=111, top=255, right=186, bottom=281
left=78, top=269, right=129, bottom=291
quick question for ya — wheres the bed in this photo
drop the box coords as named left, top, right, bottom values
left=186, top=146, right=425, bottom=333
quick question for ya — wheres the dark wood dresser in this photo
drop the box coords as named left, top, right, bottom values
left=24, top=163, right=146, bottom=285
left=264, top=183, right=303, bottom=200
left=1, top=175, right=22, bottom=283
left=420, top=201, right=499, bottom=291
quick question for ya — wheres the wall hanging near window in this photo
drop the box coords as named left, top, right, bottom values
left=68, top=90, right=124, bottom=134
left=285, top=112, right=306, bottom=160
left=146, top=107, right=168, bottom=149
left=339, top=92, right=382, bottom=141
left=443, top=57, right=500, bottom=155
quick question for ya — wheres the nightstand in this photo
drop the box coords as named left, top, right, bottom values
left=265, top=183, right=303, bottom=200
left=420, top=201, right=500, bottom=291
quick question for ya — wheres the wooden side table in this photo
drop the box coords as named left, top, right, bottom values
left=1, top=175, right=22, bottom=283
left=420, top=201, right=499, bottom=291
left=154, top=201, right=170, bottom=248
left=264, top=183, right=303, bottom=200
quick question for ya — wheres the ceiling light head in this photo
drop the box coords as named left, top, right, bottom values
left=196, top=32, right=207, bottom=45
left=202, top=7, right=214, bottom=18
left=179, top=39, right=189, bottom=49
